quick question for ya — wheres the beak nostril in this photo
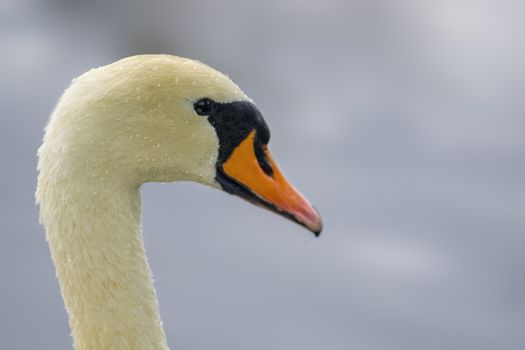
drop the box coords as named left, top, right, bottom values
left=255, top=145, right=274, bottom=177
left=254, top=133, right=274, bottom=177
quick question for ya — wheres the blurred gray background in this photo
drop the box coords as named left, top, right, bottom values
left=1, top=0, right=524, bottom=349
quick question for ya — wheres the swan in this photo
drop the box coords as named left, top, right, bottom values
left=36, top=54, right=322, bottom=350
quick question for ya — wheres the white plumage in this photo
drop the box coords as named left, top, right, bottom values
left=36, top=55, right=321, bottom=350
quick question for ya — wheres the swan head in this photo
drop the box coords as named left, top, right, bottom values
left=41, top=55, right=322, bottom=234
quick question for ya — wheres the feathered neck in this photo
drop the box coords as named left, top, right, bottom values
left=36, top=173, right=169, bottom=349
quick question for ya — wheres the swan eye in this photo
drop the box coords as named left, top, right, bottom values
left=193, top=98, right=213, bottom=116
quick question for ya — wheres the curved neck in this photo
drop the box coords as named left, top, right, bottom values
left=38, top=176, right=168, bottom=350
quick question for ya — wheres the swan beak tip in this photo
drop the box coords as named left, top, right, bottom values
left=302, top=207, right=323, bottom=237
left=312, top=223, right=323, bottom=237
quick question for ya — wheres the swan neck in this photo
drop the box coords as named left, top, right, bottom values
left=38, top=178, right=169, bottom=350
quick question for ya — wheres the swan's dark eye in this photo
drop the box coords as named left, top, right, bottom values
left=194, top=98, right=213, bottom=116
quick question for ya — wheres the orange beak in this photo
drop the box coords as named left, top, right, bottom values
left=216, top=130, right=322, bottom=235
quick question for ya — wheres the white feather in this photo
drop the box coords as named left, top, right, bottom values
left=36, top=55, right=250, bottom=350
